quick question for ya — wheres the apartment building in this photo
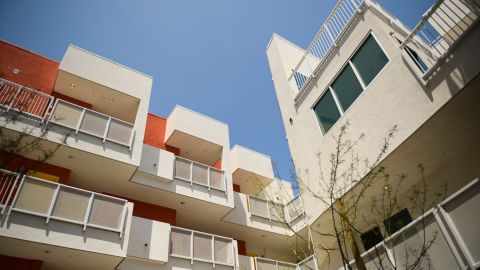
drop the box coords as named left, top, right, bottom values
left=0, top=41, right=312, bottom=269
left=267, top=0, right=480, bottom=269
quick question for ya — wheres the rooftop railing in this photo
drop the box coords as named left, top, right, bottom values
left=340, top=178, right=480, bottom=270
left=174, top=156, right=226, bottom=192
left=255, top=255, right=318, bottom=270
left=288, top=0, right=363, bottom=96
left=400, top=0, right=479, bottom=80
left=170, top=226, right=236, bottom=267
left=0, top=169, right=129, bottom=237
left=0, top=77, right=54, bottom=120
left=248, top=194, right=305, bottom=224
left=48, top=98, right=135, bottom=150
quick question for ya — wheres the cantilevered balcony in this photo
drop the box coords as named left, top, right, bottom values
left=0, top=169, right=133, bottom=269
left=248, top=194, right=305, bottom=225
left=174, top=156, right=226, bottom=192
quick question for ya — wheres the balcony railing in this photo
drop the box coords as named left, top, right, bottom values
left=400, top=0, right=479, bottom=79
left=288, top=0, right=363, bottom=96
left=0, top=77, right=54, bottom=120
left=248, top=194, right=305, bottom=224
left=174, top=156, right=226, bottom=192
left=49, top=99, right=135, bottom=149
left=340, top=178, right=480, bottom=270
left=255, top=255, right=318, bottom=270
left=0, top=169, right=129, bottom=237
left=170, top=226, right=236, bottom=267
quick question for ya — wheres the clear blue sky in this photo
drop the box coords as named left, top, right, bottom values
left=0, top=0, right=434, bottom=187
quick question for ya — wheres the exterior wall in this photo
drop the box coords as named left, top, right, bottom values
left=0, top=40, right=58, bottom=94
left=0, top=202, right=134, bottom=258
left=127, top=217, right=171, bottom=263
left=0, top=255, right=42, bottom=270
left=144, top=113, right=180, bottom=155
left=231, top=145, right=275, bottom=179
left=51, top=91, right=93, bottom=109
left=0, top=151, right=71, bottom=184
left=267, top=4, right=480, bottom=224
left=258, top=179, right=294, bottom=204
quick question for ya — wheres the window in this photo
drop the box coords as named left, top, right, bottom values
left=404, top=46, right=428, bottom=73
left=313, top=33, right=388, bottom=135
left=383, top=208, right=413, bottom=235
left=361, top=226, right=384, bottom=250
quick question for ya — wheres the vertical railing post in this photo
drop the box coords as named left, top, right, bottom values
left=211, top=235, right=215, bottom=266
left=103, top=117, right=112, bottom=143
left=0, top=174, right=20, bottom=215
left=7, top=175, right=26, bottom=216
left=118, top=203, right=128, bottom=239
left=207, top=166, right=211, bottom=190
left=75, top=107, right=86, bottom=135
left=83, top=193, right=94, bottom=231
left=190, top=161, right=194, bottom=186
left=190, top=231, right=194, bottom=264
left=325, top=25, right=337, bottom=47
left=46, top=184, right=61, bottom=224
left=266, top=200, right=272, bottom=221
left=6, top=86, right=22, bottom=112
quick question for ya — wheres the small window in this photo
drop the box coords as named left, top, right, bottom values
left=331, top=64, right=364, bottom=111
left=313, top=90, right=341, bottom=134
left=361, top=226, right=383, bottom=250
left=351, top=35, right=389, bottom=85
left=383, top=208, right=413, bottom=235
left=405, top=46, right=428, bottom=73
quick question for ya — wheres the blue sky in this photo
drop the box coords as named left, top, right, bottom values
left=0, top=0, right=434, bottom=187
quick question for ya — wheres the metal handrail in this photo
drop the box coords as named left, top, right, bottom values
left=255, top=255, right=318, bottom=270
left=247, top=194, right=305, bottom=224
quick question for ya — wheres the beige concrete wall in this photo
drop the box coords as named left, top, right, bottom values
left=267, top=2, right=480, bottom=227
left=231, top=145, right=275, bottom=179
left=128, top=217, right=171, bottom=263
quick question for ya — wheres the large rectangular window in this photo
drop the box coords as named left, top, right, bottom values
left=313, top=33, right=388, bottom=135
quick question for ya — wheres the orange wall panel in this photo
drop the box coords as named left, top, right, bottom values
left=233, top=184, right=241, bottom=192
left=0, top=151, right=71, bottom=184
left=236, top=239, right=247, bottom=256
left=52, top=91, right=92, bottom=109
left=0, top=255, right=43, bottom=270
left=0, top=40, right=59, bottom=95
left=144, top=113, right=180, bottom=155
left=104, top=193, right=177, bottom=225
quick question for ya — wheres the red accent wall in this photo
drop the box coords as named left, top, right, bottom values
left=236, top=239, right=247, bottom=256
left=0, top=151, right=71, bottom=184
left=144, top=113, right=180, bottom=155
left=52, top=91, right=92, bottom=109
left=213, top=159, right=222, bottom=169
left=0, top=40, right=58, bottom=95
left=104, top=193, right=176, bottom=225
left=233, top=184, right=241, bottom=192
left=0, top=255, right=43, bottom=270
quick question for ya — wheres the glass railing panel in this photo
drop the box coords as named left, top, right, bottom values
left=171, top=227, right=192, bottom=257
left=51, top=100, right=83, bottom=128
left=298, top=256, right=316, bottom=270
left=52, top=187, right=89, bottom=222
left=79, top=110, right=109, bottom=137
left=175, top=158, right=191, bottom=181
left=210, top=168, right=224, bottom=190
left=278, top=262, right=297, bottom=270
left=192, top=163, right=209, bottom=186
left=193, top=232, right=212, bottom=261
left=286, top=195, right=304, bottom=222
left=14, top=177, right=56, bottom=215
left=107, top=119, right=132, bottom=145
left=442, top=183, right=480, bottom=263
left=214, top=236, right=234, bottom=264
left=269, top=201, right=285, bottom=222
left=256, top=258, right=277, bottom=270
left=249, top=196, right=269, bottom=218
left=88, top=195, right=125, bottom=230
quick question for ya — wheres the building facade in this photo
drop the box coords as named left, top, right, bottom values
left=267, top=0, right=480, bottom=269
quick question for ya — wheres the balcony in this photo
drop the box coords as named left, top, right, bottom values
left=0, top=169, right=133, bottom=269
left=339, top=178, right=480, bottom=270
left=400, top=0, right=479, bottom=80
left=166, top=106, right=229, bottom=166
left=48, top=98, right=135, bottom=149
left=0, top=77, right=54, bottom=120
left=174, top=156, right=226, bottom=192
left=170, top=226, right=237, bottom=267
left=254, top=255, right=318, bottom=270
left=248, top=194, right=305, bottom=224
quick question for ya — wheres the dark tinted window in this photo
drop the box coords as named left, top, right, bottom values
left=331, top=64, right=364, bottom=111
left=351, top=35, right=389, bottom=85
left=361, top=227, right=384, bottom=250
left=313, top=90, right=341, bottom=134
left=384, top=208, right=413, bottom=235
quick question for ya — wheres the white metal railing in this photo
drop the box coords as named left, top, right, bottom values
left=289, top=0, right=363, bottom=96
left=174, top=156, right=226, bottom=192
left=401, top=0, right=479, bottom=79
left=49, top=98, right=135, bottom=150
left=248, top=194, right=305, bottom=224
left=255, top=255, right=318, bottom=270
left=170, top=226, right=236, bottom=267
left=340, top=178, right=480, bottom=270
left=0, top=169, right=129, bottom=237
left=0, top=77, right=55, bottom=120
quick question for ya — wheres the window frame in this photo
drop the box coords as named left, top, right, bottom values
left=312, top=31, right=390, bottom=136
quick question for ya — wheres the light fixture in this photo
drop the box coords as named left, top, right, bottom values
left=180, top=201, right=186, bottom=205
left=69, top=83, right=75, bottom=88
